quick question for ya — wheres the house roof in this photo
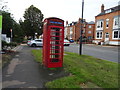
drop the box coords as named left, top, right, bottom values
left=96, top=5, right=120, bottom=17
left=87, top=21, right=95, bottom=24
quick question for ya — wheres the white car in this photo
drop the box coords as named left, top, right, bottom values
left=64, top=39, right=70, bottom=46
left=27, top=39, right=43, bottom=47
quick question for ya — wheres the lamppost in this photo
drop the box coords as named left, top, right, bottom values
left=79, top=0, right=84, bottom=55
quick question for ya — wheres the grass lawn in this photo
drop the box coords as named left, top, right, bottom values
left=32, top=49, right=119, bottom=88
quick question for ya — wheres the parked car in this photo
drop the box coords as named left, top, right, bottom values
left=27, top=39, right=43, bottom=47
left=64, top=39, right=70, bottom=46
left=69, top=39, right=74, bottom=43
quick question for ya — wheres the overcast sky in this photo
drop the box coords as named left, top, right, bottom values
left=3, top=0, right=120, bottom=23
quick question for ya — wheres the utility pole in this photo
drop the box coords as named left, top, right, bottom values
left=79, top=0, right=84, bottom=55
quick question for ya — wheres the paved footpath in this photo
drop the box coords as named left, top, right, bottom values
left=2, top=44, right=67, bottom=89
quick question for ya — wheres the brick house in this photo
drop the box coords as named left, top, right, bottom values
left=65, top=21, right=76, bottom=40
left=93, top=4, right=120, bottom=45
left=65, top=18, right=95, bottom=42
left=84, top=21, right=95, bottom=42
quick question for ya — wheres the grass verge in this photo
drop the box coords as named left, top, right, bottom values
left=31, top=49, right=119, bottom=88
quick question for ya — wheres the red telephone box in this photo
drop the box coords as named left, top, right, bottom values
left=43, top=17, right=64, bottom=68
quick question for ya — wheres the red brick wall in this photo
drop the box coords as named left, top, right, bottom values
left=65, top=21, right=95, bottom=42
left=85, top=24, right=95, bottom=40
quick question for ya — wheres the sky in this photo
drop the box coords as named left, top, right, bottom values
left=1, top=0, right=120, bottom=23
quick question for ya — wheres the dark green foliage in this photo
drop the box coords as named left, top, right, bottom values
left=2, top=40, right=7, bottom=47
left=2, top=40, right=17, bottom=47
left=2, top=11, right=13, bottom=37
left=1, top=10, right=24, bottom=43
left=12, top=22, right=24, bottom=43
left=7, top=42, right=17, bottom=47
left=22, top=5, right=44, bottom=39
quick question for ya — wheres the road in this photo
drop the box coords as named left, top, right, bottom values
left=64, top=44, right=119, bottom=63
left=2, top=45, right=67, bottom=88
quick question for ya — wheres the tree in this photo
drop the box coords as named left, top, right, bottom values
left=0, top=1, right=25, bottom=43
left=12, top=21, right=24, bottom=43
left=1, top=11, right=13, bottom=37
left=23, top=5, right=44, bottom=39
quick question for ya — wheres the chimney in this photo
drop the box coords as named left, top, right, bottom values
left=101, top=4, right=104, bottom=13
left=66, top=21, right=68, bottom=26
left=78, top=18, right=81, bottom=23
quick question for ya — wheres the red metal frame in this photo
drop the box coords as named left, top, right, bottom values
left=43, top=17, right=64, bottom=68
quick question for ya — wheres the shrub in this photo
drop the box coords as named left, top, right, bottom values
left=9, top=42, right=17, bottom=47
left=2, top=41, right=18, bottom=49
left=2, top=41, right=8, bottom=47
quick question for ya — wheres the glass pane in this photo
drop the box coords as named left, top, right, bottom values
left=114, top=31, right=118, bottom=38
left=50, top=54, right=59, bottom=59
left=50, top=49, right=60, bottom=54
left=51, top=59, right=59, bottom=62
left=97, top=32, right=99, bottom=38
left=119, top=31, right=120, bottom=38
left=51, top=27, right=62, bottom=32
left=100, top=32, right=102, bottom=38
left=106, top=33, right=109, bottom=38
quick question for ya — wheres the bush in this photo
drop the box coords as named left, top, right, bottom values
left=2, top=41, right=18, bottom=49
left=9, top=42, right=17, bottom=47
left=2, top=41, right=8, bottom=47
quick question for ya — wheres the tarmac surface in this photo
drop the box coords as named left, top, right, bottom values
left=2, top=44, right=68, bottom=89
left=65, top=43, right=119, bottom=63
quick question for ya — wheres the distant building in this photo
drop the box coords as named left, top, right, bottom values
left=93, top=4, right=120, bottom=45
left=65, top=18, right=95, bottom=42
left=85, top=21, right=95, bottom=42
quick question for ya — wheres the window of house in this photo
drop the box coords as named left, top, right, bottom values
left=97, top=32, right=99, bottom=38
left=101, top=22, right=103, bottom=28
left=88, top=36, right=92, bottom=39
left=105, top=9, right=112, bottom=14
left=113, top=30, right=120, bottom=39
left=88, top=25, right=92, bottom=28
left=113, top=31, right=118, bottom=38
left=114, top=18, right=118, bottom=26
left=97, top=20, right=103, bottom=28
left=105, top=33, right=109, bottom=38
left=106, top=19, right=109, bottom=28
left=88, top=31, right=91, bottom=34
left=96, top=31, right=102, bottom=39
left=119, top=31, right=120, bottom=38
left=100, top=32, right=102, bottom=38
left=97, top=21, right=100, bottom=28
